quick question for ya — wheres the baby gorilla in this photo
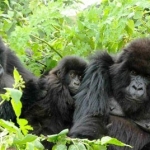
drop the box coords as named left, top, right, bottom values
left=22, top=56, right=87, bottom=148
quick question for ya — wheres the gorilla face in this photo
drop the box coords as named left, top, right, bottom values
left=110, top=38, right=150, bottom=116
left=125, top=74, right=149, bottom=103
left=67, top=70, right=82, bottom=95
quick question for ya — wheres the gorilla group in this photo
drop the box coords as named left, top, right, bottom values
left=0, top=37, right=87, bottom=149
left=0, top=38, right=86, bottom=126
left=69, top=38, right=150, bottom=150
left=2, top=36, right=150, bottom=150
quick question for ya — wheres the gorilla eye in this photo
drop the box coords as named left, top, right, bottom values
left=70, top=72, right=75, bottom=78
left=131, top=70, right=137, bottom=75
left=79, top=75, right=82, bottom=80
left=56, top=71, right=61, bottom=77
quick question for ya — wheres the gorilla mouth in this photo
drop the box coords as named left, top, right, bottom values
left=125, top=96, right=143, bottom=103
left=69, top=88, right=78, bottom=94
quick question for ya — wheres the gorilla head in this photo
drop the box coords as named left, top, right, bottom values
left=110, top=38, right=150, bottom=118
left=49, top=56, right=86, bottom=95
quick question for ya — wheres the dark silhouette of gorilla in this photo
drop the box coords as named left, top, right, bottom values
left=69, top=38, right=150, bottom=150
left=22, top=56, right=87, bottom=148
left=0, top=38, right=36, bottom=121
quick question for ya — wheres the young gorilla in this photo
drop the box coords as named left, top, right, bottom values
left=69, top=38, right=150, bottom=150
left=22, top=56, right=87, bottom=147
left=0, top=38, right=37, bottom=121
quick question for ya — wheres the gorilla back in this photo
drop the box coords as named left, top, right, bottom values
left=0, top=38, right=36, bottom=121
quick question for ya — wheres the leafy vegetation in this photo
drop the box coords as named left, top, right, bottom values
left=1, top=0, right=150, bottom=75
left=0, top=0, right=150, bottom=149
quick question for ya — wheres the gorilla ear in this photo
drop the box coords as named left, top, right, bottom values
left=123, top=48, right=129, bottom=52
left=56, top=70, right=61, bottom=77
left=50, top=68, right=61, bottom=78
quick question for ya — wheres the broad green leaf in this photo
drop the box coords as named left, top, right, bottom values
left=5, top=88, right=22, bottom=103
left=47, top=134, right=58, bottom=142
left=26, top=143, right=34, bottom=150
left=52, top=144, right=67, bottom=150
left=11, top=99, right=22, bottom=118
left=68, top=145, right=78, bottom=150
left=25, top=138, right=44, bottom=150
left=13, top=134, right=37, bottom=144
left=101, top=136, right=132, bottom=148
left=0, top=119, right=19, bottom=133
left=74, top=143, right=86, bottom=150
left=31, top=139, right=45, bottom=150
left=58, top=129, right=68, bottom=136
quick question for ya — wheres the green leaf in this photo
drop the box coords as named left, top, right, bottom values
left=13, top=68, right=25, bottom=89
left=46, top=59, right=57, bottom=71
left=17, top=118, right=33, bottom=135
left=68, top=145, right=78, bottom=150
left=101, top=136, right=132, bottom=148
left=5, top=88, right=22, bottom=103
left=14, top=134, right=37, bottom=144
left=52, top=144, right=67, bottom=150
left=47, top=134, right=58, bottom=142
left=57, top=129, right=69, bottom=136
left=11, top=99, right=22, bottom=118
left=93, top=144, right=107, bottom=150
left=0, top=119, right=19, bottom=133
left=26, top=140, right=44, bottom=150
left=72, top=143, right=86, bottom=150
left=13, top=68, right=21, bottom=82
left=125, top=20, right=134, bottom=36
left=4, top=88, right=22, bottom=117
left=31, top=139, right=44, bottom=150
left=26, top=143, right=34, bottom=150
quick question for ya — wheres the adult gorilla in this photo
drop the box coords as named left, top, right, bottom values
left=69, top=38, right=150, bottom=150
left=0, top=38, right=37, bottom=121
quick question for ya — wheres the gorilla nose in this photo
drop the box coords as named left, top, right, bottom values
left=145, top=124, right=150, bottom=129
left=74, top=82, right=80, bottom=86
left=132, top=85, right=143, bottom=91
left=131, top=84, right=144, bottom=98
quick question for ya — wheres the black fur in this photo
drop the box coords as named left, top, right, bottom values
left=22, top=56, right=87, bottom=148
left=69, top=52, right=114, bottom=138
left=69, top=38, right=150, bottom=150
left=0, top=38, right=36, bottom=121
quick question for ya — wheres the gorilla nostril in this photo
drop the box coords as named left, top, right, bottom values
left=132, top=85, right=137, bottom=90
left=145, top=124, right=150, bottom=128
left=138, top=88, right=143, bottom=91
left=110, top=106, right=115, bottom=111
